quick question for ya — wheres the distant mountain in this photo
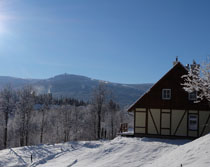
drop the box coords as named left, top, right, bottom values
left=0, top=74, right=153, bottom=107
left=0, top=76, right=40, bottom=89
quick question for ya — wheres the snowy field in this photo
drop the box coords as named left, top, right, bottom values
left=0, top=134, right=210, bottom=167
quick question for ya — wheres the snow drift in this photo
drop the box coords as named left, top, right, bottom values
left=145, top=133, right=210, bottom=167
left=0, top=134, right=210, bottom=167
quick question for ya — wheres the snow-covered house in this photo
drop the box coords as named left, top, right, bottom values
left=128, top=60, right=210, bottom=139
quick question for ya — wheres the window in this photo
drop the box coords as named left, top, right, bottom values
left=162, top=89, right=171, bottom=100
left=188, top=114, right=198, bottom=130
left=188, top=91, right=197, bottom=101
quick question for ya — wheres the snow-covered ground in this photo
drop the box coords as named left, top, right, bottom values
left=0, top=134, right=210, bottom=167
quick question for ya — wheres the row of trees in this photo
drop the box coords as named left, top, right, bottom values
left=0, top=83, right=130, bottom=150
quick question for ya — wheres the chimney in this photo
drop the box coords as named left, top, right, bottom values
left=173, top=56, right=179, bottom=66
left=185, top=64, right=190, bottom=70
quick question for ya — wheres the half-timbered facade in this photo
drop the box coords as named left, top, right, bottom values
left=128, top=61, right=210, bottom=139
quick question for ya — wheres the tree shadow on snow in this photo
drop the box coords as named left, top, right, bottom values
left=83, top=142, right=101, bottom=149
left=141, top=137, right=191, bottom=145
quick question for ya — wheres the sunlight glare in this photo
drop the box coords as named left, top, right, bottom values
left=0, top=0, right=13, bottom=35
left=0, top=14, right=10, bottom=34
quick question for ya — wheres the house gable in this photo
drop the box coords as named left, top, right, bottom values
left=128, top=61, right=210, bottom=139
left=128, top=62, right=210, bottom=111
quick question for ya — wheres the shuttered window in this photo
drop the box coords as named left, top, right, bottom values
left=162, top=89, right=171, bottom=100
left=188, top=114, right=198, bottom=130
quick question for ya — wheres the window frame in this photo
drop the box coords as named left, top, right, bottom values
left=162, top=89, right=171, bottom=100
left=188, top=91, right=197, bottom=101
left=188, top=114, right=198, bottom=131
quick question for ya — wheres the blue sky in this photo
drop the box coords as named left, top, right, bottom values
left=0, top=0, right=210, bottom=83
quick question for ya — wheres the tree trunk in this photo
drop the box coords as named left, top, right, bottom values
left=25, top=112, right=30, bottom=146
left=111, top=117, right=114, bottom=139
left=20, top=109, right=26, bottom=147
left=20, top=125, right=25, bottom=147
left=4, top=112, right=8, bottom=149
left=40, top=110, right=45, bottom=144
left=97, top=109, right=101, bottom=139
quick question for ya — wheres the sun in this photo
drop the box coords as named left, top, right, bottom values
left=0, top=1, right=13, bottom=35
left=0, top=5, right=13, bottom=35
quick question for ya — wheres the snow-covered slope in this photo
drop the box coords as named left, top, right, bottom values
left=36, top=137, right=186, bottom=167
left=145, top=133, right=210, bottom=167
left=0, top=134, right=210, bottom=167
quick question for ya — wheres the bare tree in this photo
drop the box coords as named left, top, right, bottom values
left=108, top=99, right=120, bottom=139
left=0, top=85, right=16, bottom=149
left=17, top=86, right=35, bottom=146
left=61, top=105, right=72, bottom=142
left=182, top=59, right=210, bottom=103
left=81, top=104, right=97, bottom=140
left=92, top=83, right=107, bottom=139
left=40, top=94, right=52, bottom=143
left=71, top=105, right=79, bottom=140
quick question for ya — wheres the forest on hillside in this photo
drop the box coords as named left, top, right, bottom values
left=0, top=83, right=132, bottom=150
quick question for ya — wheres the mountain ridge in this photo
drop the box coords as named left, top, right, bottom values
left=0, top=74, right=153, bottom=107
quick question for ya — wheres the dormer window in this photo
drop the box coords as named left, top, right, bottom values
left=188, top=91, right=197, bottom=101
left=162, top=89, right=171, bottom=100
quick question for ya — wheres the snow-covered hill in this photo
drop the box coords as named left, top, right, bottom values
left=0, top=134, right=210, bottom=167
left=0, top=75, right=153, bottom=107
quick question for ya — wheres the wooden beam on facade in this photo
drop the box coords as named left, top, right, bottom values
left=148, top=108, right=159, bottom=134
left=173, top=110, right=187, bottom=136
